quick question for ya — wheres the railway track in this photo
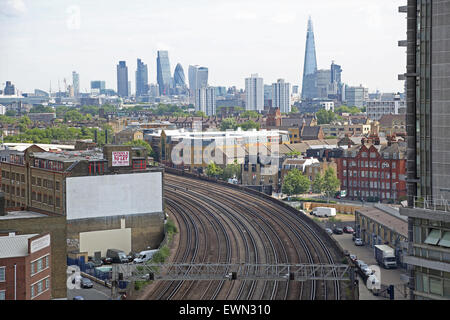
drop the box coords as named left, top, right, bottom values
left=138, top=172, right=346, bottom=300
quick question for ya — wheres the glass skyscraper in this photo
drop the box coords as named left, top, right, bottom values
left=117, top=61, right=128, bottom=97
left=301, top=17, right=318, bottom=100
left=136, top=58, right=148, bottom=97
left=156, top=50, right=172, bottom=96
left=174, top=63, right=186, bottom=88
left=72, top=71, right=79, bottom=97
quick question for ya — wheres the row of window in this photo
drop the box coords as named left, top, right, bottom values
left=1, top=184, right=25, bottom=197
left=345, top=152, right=398, bottom=159
left=33, top=158, right=64, bottom=171
left=30, top=277, right=50, bottom=299
left=415, top=273, right=450, bottom=298
left=343, top=180, right=397, bottom=190
left=31, top=255, right=50, bottom=276
left=345, top=189, right=396, bottom=199
left=0, top=266, right=4, bottom=282
left=343, top=160, right=398, bottom=168
left=343, top=170, right=397, bottom=179
left=31, top=177, right=60, bottom=190
left=31, top=192, right=61, bottom=208
left=1, top=171, right=25, bottom=182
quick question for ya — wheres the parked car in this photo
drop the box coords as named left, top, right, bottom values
left=325, top=228, right=333, bottom=235
left=101, top=257, right=113, bottom=265
left=349, top=254, right=357, bottom=262
left=343, top=226, right=354, bottom=234
left=355, top=260, right=366, bottom=268
left=333, top=227, right=343, bottom=235
left=73, top=296, right=84, bottom=300
left=355, top=238, right=364, bottom=246
left=80, top=277, right=93, bottom=289
left=133, top=250, right=158, bottom=264
left=361, top=265, right=374, bottom=276
left=106, top=249, right=129, bottom=264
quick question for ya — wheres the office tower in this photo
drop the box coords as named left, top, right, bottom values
left=292, top=85, right=299, bottom=94
left=344, top=85, right=368, bottom=108
left=91, top=81, right=106, bottom=91
left=173, top=63, right=186, bottom=88
left=197, top=67, right=208, bottom=89
left=330, top=61, right=342, bottom=85
left=148, top=84, right=160, bottom=97
left=195, top=87, right=216, bottom=116
left=398, top=0, right=450, bottom=300
left=136, top=58, right=149, bottom=97
left=156, top=50, right=172, bottom=95
left=272, top=79, right=291, bottom=114
left=315, top=69, right=331, bottom=99
left=116, top=61, right=129, bottom=97
left=3, top=81, right=15, bottom=95
left=72, top=71, right=79, bottom=97
left=188, top=65, right=199, bottom=94
left=301, top=16, right=318, bottom=100
left=245, top=74, right=264, bottom=111
left=330, top=61, right=343, bottom=100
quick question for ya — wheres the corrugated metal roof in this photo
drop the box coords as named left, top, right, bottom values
left=0, top=234, right=37, bottom=258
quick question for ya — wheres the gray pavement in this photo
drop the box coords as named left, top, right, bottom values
left=332, top=233, right=410, bottom=300
left=67, top=280, right=112, bottom=300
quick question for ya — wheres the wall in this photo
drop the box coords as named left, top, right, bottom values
left=79, top=223, right=132, bottom=256
left=66, top=171, right=163, bottom=220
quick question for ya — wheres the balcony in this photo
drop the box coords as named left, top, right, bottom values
left=413, top=196, right=450, bottom=213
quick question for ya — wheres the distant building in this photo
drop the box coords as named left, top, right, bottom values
left=3, top=82, right=15, bottom=96
left=366, top=94, right=405, bottom=120
left=156, top=51, right=172, bottom=96
left=301, top=17, right=318, bottom=100
left=173, top=63, right=186, bottom=88
left=136, top=58, right=149, bottom=97
left=116, top=61, right=129, bottom=97
left=345, top=85, right=368, bottom=108
left=27, top=113, right=56, bottom=123
left=90, top=81, right=106, bottom=92
left=245, top=74, right=264, bottom=111
left=195, top=87, right=216, bottom=116
left=271, top=79, right=291, bottom=114
left=316, top=69, right=331, bottom=99
left=72, top=71, right=79, bottom=97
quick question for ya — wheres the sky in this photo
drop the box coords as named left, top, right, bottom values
left=0, top=0, right=407, bottom=94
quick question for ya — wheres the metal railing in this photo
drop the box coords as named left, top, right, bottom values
left=413, top=196, right=450, bottom=213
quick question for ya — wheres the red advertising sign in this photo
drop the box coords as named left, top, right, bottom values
left=112, top=151, right=130, bottom=167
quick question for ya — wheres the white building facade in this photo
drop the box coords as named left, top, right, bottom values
left=272, top=79, right=291, bottom=113
left=245, top=74, right=264, bottom=111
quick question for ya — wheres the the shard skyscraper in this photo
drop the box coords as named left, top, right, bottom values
left=301, top=16, right=318, bottom=100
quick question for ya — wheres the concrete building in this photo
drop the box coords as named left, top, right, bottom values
left=245, top=74, right=264, bottom=112
left=72, top=72, right=79, bottom=97
left=0, top=232, right=52, bottom=300
left=366, top=94, right=406, bottom=120
left=116, top=61, right=129, bottom=97
left=136, top=58, right=149, bottom=97
left=398, top=0, right=450, bottom=300
left=195, top=87, right=216, bottom=116
left=272, top=79, right=291, bottom=114
left=345, top=85, right=368, bottom=108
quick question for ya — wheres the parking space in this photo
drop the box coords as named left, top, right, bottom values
left=332, top=233, right=409, bottom=300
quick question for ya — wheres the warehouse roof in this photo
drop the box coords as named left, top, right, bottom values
left=0, top=234, right=37, bottom=258
left=356, top=206, right=408, bottom=238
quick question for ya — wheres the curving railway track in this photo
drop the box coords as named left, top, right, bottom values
left=138, top=172, right=348, bottom=300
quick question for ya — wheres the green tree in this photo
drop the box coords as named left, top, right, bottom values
left=282, top=168, right=311, bottom=196
left=194, top=111, right=207, bottom=117
left=312, top=173, right=325, bottom=194
left=206, top=162, right=223, bottom=178
left=323, top=167, right=340, bottom=202
left=220, top=118, right=238, bottom=131
left=286, top=150, right=301, bottom=157
left=316, top=109, right=336, bottom=125
left=125, top=139, right=156, bottom=158
left=290, top=106, right=299, bottom=113
left=240, top=110, right=259, bottom=118
left=29, top=105, right=54, bottom=113
left=64, top=110, right=85, bottom=122
left=222, top=160, right=241, bottom=181
left=5, top=110, right=16, bottom=117
left=239, top=120, right=260, bottom=131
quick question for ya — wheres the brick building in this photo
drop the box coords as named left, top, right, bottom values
left=0, top=232, right=52, bottom=300
left=337, top=141, right=407, bottom=203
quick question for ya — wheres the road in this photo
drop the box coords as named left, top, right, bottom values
left=66, top=280, right=112, bottom=300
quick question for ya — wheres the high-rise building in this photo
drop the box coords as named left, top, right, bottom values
left=272, top=79, right=291, bottom=113
left=398, top=0, right=450, bottom=300
left=3, top=81, right=15, bottom=95
left=195, top=87, right=216, bottom=116
left=330, top=61, right=342, bottom=85
left=136, top=58, right=148, bottom=97
left=91, top=81, right=106, bottom=91
left=156, top=51, right=172, bottom=96
left=189, top=65, right=209, bottom=104
left=116, top=61, right=129, bottom=97
left=315, top=69, right=331, bottom=99
left=301, top=16, right=318, bottom=100
left=245, top=74, right=264, bottom=111
left=72, top=71, right=79, bottom=97
left=173, top=63, right=186, bottom=88
left=344, top=85, right=368, bottom=108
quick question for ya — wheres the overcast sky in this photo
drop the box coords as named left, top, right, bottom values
left=0, top=0, right=406, bottom=94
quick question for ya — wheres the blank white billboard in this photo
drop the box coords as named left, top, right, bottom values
left=66, top=171, right=163, bottom=220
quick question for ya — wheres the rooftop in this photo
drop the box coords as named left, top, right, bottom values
left=0, top=210, right=48, bottom=220
left=0, top=233, right=38, bottom=258
left=356, top=206, right=408, bottom=238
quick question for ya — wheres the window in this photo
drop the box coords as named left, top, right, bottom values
left=0, top=267, right=5, bottom=281
left=31, top=177, right=36, bottom=185
left=37, top=178, right=41, bottom=186
left=31, top=285, right=35, bottom=298
left=0, top=290, right=4, bottom=300
left=43, top=194, right=47, bottom=204
left=56, top=197, right=60, bottom=208
left=45, top=278, right=50, bottom=289
left=37, top=193, right=42, bottom=202
left=55, top=181, right=60, bottom=191
left=424, top=229, right=441, bottom=245
left=392, top=162, right=396, bottom=169
left=48, top=196, right=53, bottom=206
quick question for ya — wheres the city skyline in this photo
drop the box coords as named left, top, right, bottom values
left=0, top=0, right=406, bottom=94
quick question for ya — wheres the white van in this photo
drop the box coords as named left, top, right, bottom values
left=133, top=250, right=158, bottom=264
left=312, top=207, right=336, bottom=217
